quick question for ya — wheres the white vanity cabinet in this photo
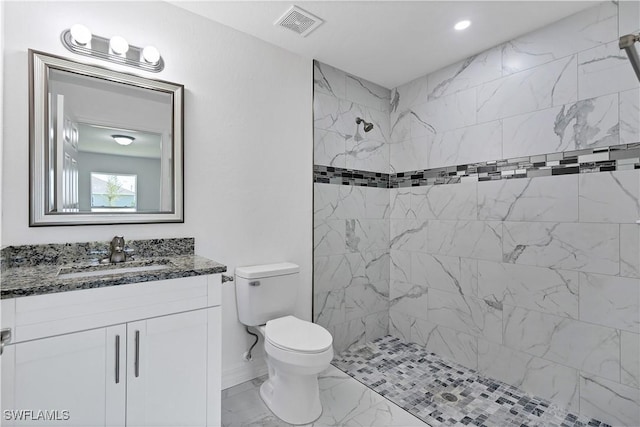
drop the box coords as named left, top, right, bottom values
left=3, top=326, right=122, bottom=427
left=1, top=274, right=222, bottom=427
left=126, top=309, right=213, bottom=427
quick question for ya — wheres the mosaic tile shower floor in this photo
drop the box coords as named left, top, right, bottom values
left=333, top=336, right=609, bottom=427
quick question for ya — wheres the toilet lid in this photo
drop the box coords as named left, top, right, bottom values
left=265, top=316, right=333, bottom=354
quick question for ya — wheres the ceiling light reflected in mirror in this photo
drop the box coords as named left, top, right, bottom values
left=111, top=135, right=135, bottom=146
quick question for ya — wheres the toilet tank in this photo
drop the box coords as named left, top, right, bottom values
left=235, top=262, right=300, bottom=326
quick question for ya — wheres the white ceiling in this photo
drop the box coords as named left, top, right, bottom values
left=171, top=1, right=599, bottom=89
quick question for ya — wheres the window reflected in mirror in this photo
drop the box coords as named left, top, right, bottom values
left=90, top=173, right=137, bottom=212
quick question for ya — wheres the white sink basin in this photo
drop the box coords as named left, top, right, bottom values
left=57, top=264, right=170, bottom=279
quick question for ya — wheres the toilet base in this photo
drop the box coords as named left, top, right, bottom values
left=259, top=370, right=323, bottom=425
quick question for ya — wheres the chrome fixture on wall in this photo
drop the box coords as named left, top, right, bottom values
left=620, top=33, right=640, bottom=82
left=355, top=117, right=374, bottom=132
left=61, top=24, right=164, bottom=72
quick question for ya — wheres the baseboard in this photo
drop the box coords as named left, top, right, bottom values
left=222, top=361, right=269, bottom=390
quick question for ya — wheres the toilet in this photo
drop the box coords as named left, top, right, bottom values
left=235, top=263, right=333, bottom=425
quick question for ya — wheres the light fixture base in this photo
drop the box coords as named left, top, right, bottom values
left=61, top=30, right=164, bottom=73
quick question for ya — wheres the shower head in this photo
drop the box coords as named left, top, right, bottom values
left=356, top=117, right=374, bottom=132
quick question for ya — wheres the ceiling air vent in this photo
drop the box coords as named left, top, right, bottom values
left=275, top=5, right=324, bottom=37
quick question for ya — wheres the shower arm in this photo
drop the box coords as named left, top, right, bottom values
left=620, top=33, right=640, bottom=82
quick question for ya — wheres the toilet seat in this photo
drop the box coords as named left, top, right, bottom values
left=265, top=315, right=332, bottom=354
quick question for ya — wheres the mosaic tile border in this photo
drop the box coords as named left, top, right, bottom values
left=313, top=143, right=640, bottom=188
left=313, top=165, right=390, bottom=187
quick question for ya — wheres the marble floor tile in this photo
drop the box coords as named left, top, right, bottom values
left=341, top=400, right=427, bottom=427
left=221, top=365, right=428, bottom=427
left=318, top=364, right=352, bottom=391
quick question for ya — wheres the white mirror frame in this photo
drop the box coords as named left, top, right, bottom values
left=29, top=50, right=184, bottom=226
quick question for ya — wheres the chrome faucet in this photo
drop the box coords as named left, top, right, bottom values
left=105, top=236, right=127, bottom=263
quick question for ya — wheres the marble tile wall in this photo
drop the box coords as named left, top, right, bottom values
left=389, top=1, right=638, bottom=169
left=314, top=61, right=391, bottom=174
left=313, top=61, right=393, bottom=353
left=389, top=171, right=640, bottom=425
left=314, top=183, right=390, bottom=353
left=388, top=3, right=640, bottom=425
left=314, top=2, right=640, bottom=425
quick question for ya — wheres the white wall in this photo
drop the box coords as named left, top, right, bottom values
left=1, top=1, right=312, bottom=388
left=0, top=0, right=4, bottom=251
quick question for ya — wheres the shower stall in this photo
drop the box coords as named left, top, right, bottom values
left=312, top=2, right=640, bottom=426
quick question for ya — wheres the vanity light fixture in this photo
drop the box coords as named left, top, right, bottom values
left=61, top=25, right=164, bottom=72
left=69, top=24, right=92, bottom=46
left=142, top=46, right=161, bottom=65
left=454, top=20, right=471, bottom=31
left=109, top=36, right=129, bottom=56
left=112, top=135, right=135, bottom=146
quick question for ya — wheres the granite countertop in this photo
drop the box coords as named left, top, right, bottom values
left=0, top=238, right=227, bottom=299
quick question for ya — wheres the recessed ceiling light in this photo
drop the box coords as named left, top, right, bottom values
left=454, top=20, right=471, bottom=31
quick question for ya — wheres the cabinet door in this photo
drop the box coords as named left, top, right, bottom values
left=3, top=325, right=125, bottom=426
left=207, top=306, right=221, bottom=427
left=126, top=309, right=208, bottom=427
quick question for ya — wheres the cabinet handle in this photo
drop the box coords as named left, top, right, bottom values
left=0, top=328, right=11, bottom=356
left=115, top=335, right=120, bottom=384
left=134, top=330, right=140, bottom=378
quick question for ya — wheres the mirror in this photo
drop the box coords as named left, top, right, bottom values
left=29, top=50, right=183, bottom=226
